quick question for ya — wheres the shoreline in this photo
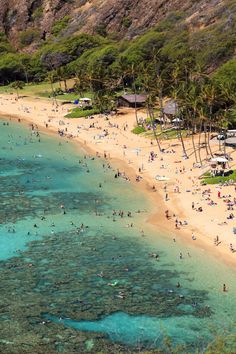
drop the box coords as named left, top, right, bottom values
left=1, top=94, right=236, bottom=269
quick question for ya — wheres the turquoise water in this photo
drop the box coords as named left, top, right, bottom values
left=0, top=119, right=235, bottom=353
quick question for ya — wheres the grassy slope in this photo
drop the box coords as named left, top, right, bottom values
left=202, top=170, right=236, bottom=184
left=0, top=80, right=78, bottom=101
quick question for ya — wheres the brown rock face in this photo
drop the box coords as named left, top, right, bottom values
left=0, top=0, right=73, bottom=44
left=0, top=0, right=230, bottom=45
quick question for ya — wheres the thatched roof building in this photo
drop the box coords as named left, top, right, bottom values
left=163, top=99, right=178, bottom=116
left=117, top=94, right=147, bottom=108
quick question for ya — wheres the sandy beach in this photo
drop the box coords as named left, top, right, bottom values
left=1, top=93, right=236, bottom=268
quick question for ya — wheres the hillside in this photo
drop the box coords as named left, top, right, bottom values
left=0, top=0, right=236, bottom=90
left=0, top=0, right=235, bottom=46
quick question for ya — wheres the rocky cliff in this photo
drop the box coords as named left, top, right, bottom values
left=0, top=0, right=234, bottom=46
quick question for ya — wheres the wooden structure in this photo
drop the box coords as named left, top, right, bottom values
left=117, top=94, right=147, bottom=108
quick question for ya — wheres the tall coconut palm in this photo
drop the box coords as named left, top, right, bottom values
left=200, top=82, right=218, bottom=158
left=171, top=83, right=188, bottom=159
left=139, top=63, right=162, bottom=151
left=130, top=63, right=140, bottom=126
left=57, top=66, right=70, bottom=92
left=117, top=56, right=130, bottom=94
left=181, top=82, right=200, bottom=163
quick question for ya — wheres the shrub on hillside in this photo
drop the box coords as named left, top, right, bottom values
left=19, top=29, right=40, bottom=46
left=52, top=16, right=71, bottom=36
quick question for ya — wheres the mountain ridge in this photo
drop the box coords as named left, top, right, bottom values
left=0, top=0, right=234, bottom=47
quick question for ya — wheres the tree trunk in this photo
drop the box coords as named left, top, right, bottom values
left=223, top=128, right=227, bottom=156
left=134, top=94, right=139, bottom=126
left=64, top=79, right=68, bottom=92
left=204, top=122, right=210, bottom=157
left=198, top=121, right=203, bottom=166
left=50, top=80, right=57, bottom=107
left=191, top=125, right=198, bottom=163
left=207, top=122, right=214, bottom=157
left=178, top=114, right=188, bottom=158
left=24, top=69, right=29, bottom=84
left=132, top=70, right=139, bottom=126
left=218, top=126, right=222, bottom=151
left=148, top=104, right=162, bottom=152
left=158, top=87, right=166, bottom=128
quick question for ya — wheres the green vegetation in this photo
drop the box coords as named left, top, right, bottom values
left=213, top=59, right=236, bottom=89
left=52, top=16, right=71, bottom=36
left=0, top=81, right=70, bottom=96
left=145, top=128, right=188, bottom=140
left=0, top=32, right=15, bottom=54
left=0, top=7, right=236, bottom=86
left=132, top=126, right=146, bottom=134
left=53, top=92, right=81, bottom=101
left=202, top=170, right=236, bottom=184
left=65, top=107, right=100, bottom=118
left=121, top=17, right=132, bottom=28
left=19, top=29, right=40, bottom=47
left=10, top=80, right=25, bottom=98
left=31, top=6, right=43, bottom=21
left=94, top=23, right=107, bottom=37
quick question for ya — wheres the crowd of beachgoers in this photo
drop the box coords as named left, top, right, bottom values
left=1, top=93, right=236, bottom=276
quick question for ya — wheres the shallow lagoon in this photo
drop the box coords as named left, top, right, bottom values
left=0, top=119, right=235, bottom=353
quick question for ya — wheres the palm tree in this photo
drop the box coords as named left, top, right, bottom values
left=117, top=56, right=129, bottom=94
left=72, top=66, right=89, bottom=98
left=47, top=72, right=58, bottom=107
left=171, top=84, right=188, bottom=158
left=130, top=63, right=140, bottom=126
left=11, top=81, right=25, bottom=99
left=150, top=48, right=167, bottom=128
left=200, top=82, right=218, bottom=158
left=57, top=66, right=70, bottom=92
left=185, top=83, right=200, bottom=163
left=139, top=63, right=162, bottom=151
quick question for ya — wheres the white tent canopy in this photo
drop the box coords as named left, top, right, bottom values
left=172, top=118, right=182, bottom=123
left=211, top=157, right=228, bottom=163
left=80, top=97, right=91, bottom=101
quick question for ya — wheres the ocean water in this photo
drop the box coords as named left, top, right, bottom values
left=0, top=119, right=235, bottom=353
